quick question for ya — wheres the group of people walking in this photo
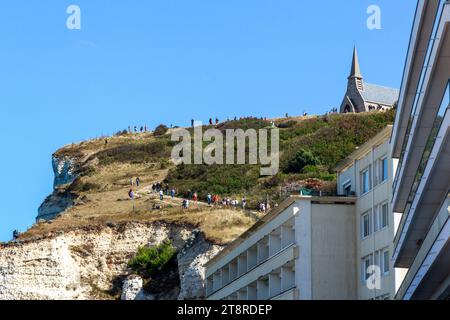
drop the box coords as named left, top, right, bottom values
left=126, top=177, right=274, bottom=215
left=128, top=125, right=148, bottom=133
left=191, top=118, right=221, bottom=127
left=205, top=194, right=247, bottom=210
left=257, top=201, right=271, bottom=213
left=130, top=177, right=141, bottom=187
left=368, top=104, right=385, bottom=111
left=151, top=182, right=175, bottom=200
left=128, top=177, right=141, bottom=200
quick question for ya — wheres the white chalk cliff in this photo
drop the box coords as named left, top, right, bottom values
left=0, top=222, right=221, bottom=300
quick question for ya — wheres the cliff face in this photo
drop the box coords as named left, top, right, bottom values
left=36, top=155, right=78, bottom=222
left=1, top=134, right=253, bottom=300
left=52, top=155, right=77, bottom=187
left=0, top=222, right=221, bottom=300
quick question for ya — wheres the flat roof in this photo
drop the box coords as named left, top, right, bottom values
left=204, top=195, right=357, bottom=269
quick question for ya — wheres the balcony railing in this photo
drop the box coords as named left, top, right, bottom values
left=392, top=0, right=448, bottom=199
left=394, top=80, right=450, bottom=248
left=280, top=186, right=339, bottom=199
left=206, top=242, right=296, bottom=298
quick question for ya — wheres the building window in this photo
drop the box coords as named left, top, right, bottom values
left=382, top=249, right=390, bottom=275
left=380, top=157, right=388, bottom=183
left=342, top=180, right=352, bottom=196
left=361, top=210, right=372, bottom=238
left=361, top=167, right=371, bottom=194
left=380, top=203, right=389, bottom=229
left=375, top=203, right=389, bottom=231
left=362, top=254, right=373, bottom=282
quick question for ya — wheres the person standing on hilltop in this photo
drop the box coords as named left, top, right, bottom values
left=209, top=118, right=213, bottom=126
left=191, top=119, right=194, bottom=127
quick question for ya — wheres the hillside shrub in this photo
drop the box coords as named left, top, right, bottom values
left=128, top=240, right=177, bottom=276
left=286, top=149, right=321, bottom=173
left=96, top=139, right=172, bottom=165
left=277, top=120, right=297, bottom=129
left=154, top=124, right=169, bottom=136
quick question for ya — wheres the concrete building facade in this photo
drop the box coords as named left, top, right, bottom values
left=390, top=0, right=450, bottom=300
left=335, top=126, right=406, bottom=300
left=205, top=196, right=357, bottom=300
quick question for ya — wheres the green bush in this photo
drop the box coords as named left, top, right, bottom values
left=285, top=149, right=321, bottom=173
left=302, top=165, right=321, bottom=174
left=115, top=129, right=128, bottom=136
left=277, top=120, right=297, bottom=129
left=154, top=124, right=169, bottom=136
left=96, top=139, right=172, bottom=165
left=128, top=240, right=177, bottom=276
left=165, top=164, right=260, bottom=198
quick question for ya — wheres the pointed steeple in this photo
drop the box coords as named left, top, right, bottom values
left=348, top=46, right=363, bottom=80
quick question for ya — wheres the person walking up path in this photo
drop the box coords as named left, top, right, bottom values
left=159, top=189, right=164, bottom=200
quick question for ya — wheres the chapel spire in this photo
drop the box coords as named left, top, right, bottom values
left=348, top=46, right=363, bottom=80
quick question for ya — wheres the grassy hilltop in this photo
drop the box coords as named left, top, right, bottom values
left=21, top=110, right=394, bottom=244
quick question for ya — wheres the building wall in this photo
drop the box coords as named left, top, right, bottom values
left=338, top=137, right=400, bottom=300
left=205, top=202, right=299, bottom=300
left=205, top=198, right=358, bottom=300
left=311, top=203, right=357, bottom=299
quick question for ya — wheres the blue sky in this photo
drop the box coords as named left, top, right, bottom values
left=0, top=0, right=417, bottom=241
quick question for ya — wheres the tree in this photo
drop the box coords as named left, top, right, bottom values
left=286, top=149, right=320, bottom=173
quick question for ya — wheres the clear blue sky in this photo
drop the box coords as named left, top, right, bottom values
left=0, top=0, right=416, bottom=241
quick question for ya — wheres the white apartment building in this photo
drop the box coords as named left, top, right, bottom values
left=335, top=125, right=406, bottom=300
left=205, top=196, right=357, bottom=300
left=205, top=126, right=403, bottom=300
left=390, top=0, right=450, bottom=300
